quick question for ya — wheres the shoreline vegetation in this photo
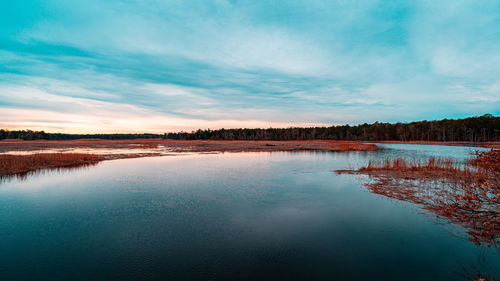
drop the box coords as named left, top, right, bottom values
left=0, top=153, right=103, bottom=178
left=336, top=149, right=500, bottom=281
left=0, top=114, right=497, bottom=178
left=370, top=140, right=500, bottom=149
left=0, top=140, right=377, bottom=178
left=336, top=150, right=499, bottom=253
left=0, top=138, right=499, bottom=178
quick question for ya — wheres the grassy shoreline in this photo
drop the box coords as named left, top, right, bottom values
left=371, top=140, right=500, bottom=149
left=336, top=150, right=500, bottom=251
left=0, top=139, right=379, bottom=154
left=0, top=153, right=103, bottom=177
left=1, top=139, right=497, bottom=178
left=0, top=140, right=378, bottom=177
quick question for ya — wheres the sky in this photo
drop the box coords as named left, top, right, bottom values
left=1, top=0, right=499, bottom=133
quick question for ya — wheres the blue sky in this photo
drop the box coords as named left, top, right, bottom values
left=1, top=0, right=499, bottom=133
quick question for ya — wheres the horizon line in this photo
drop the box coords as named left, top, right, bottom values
left=1, top=114, right=495, bottom=135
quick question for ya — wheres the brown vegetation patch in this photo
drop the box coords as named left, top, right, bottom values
left=336, top=150, right=500, bottom=251
left=373, top=140, right=500, bottom=149
left=0, top=140, right=377, bottom=178
left=0, top=139, right=378, bottom=154
left=470, top=150, right=500, bottom=173
left=0, top=153, right=103, bottom=177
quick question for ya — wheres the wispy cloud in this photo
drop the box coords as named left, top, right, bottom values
left=0, top=0, right=499, bottom=132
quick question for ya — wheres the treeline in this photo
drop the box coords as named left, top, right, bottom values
left=165, top=114, right=500, bottom=142
left=1, top=114, right=499, bottom=142
left=0, top=130, right=163, bottom=141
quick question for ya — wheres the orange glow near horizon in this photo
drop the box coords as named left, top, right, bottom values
left=0, top=108, right=332, bottom=134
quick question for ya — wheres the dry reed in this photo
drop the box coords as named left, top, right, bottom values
left=330, top=142, right=378, bottom=151
left=0, top=139, right=379, bottom=154
left=336, top=150, right=500, bottom=251
left=0, top=153, right=103, bottom=177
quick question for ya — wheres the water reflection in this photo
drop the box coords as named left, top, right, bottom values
left=0, top=163, right=99, bottom=185
left=339, top=158, right=499, bottom=251
left=0, top=146, right=180, bottom=156
left=337, top=148, right=499, bottom=280
left=0, top=146, right=498, bottom=280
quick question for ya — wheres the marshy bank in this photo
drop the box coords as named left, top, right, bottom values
left=372, top=140, right=500, bottom=149
left=336, top=150, right=499, bottom=251
left=0, top=140, right=378, bottom=178
left=0, top=153, right=103, bottom=178
left=336, top=150, right=499, bottom=280
left=0, top=139, right=378, bottom=154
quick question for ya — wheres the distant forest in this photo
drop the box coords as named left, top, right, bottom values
left=1, top=114, right=499, bottom=142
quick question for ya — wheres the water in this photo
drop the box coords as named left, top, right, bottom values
left=0, top=144, right=190, bottom=156
left=0, top=144, right=497, bottom=280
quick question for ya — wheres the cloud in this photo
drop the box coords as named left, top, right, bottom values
left=0, top=80, right=332, bottom=133
left=1, top=0, right=499, bottom=133
left=20, top=0, right=331, bottom=76
left=0, top=108, right=330, bottom=134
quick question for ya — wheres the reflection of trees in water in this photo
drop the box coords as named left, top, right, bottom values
left=337, top=150, right=499, bottom=281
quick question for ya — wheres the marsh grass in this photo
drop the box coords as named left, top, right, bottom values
left=336, top=150, right=500, bottom=251
left=0, top=153, right=103, bottom=177
left=0, top=139, right=379, bottom=154
left=337, top=150, right=500, bottom=280
left=329, top=142, right=378, bottom=151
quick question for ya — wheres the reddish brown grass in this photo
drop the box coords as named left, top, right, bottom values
left=0, top=140, right=378, bottom=178
left=0, top=139, right=378, bottom=153
left=336, top=150, right=500, bottom=251
left=373, top=140, right=500, bottom=149
left=470, top=150, right=500, bottom=174
left=361, top=157, right=466, bottom=173
left=328, top=142, right=378, bottom=151
left=0, top=153, right=103, bottom=177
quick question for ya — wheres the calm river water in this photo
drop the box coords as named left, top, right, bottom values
left=0, top=144, right=497, bottom=280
